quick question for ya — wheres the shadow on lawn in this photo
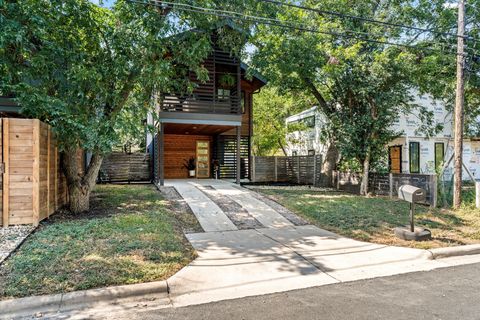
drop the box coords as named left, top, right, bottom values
left=257, top=188, right=473, bottom=248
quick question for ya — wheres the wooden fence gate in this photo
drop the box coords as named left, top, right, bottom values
left=1, top=118, right=68, bottom=227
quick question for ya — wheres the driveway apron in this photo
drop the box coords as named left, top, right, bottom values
left=166, top=179, right=434, bottom=307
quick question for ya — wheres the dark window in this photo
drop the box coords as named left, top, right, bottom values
left=308, top=150, right=315, bottom=155
left=288, top=116, right=315, bottom=129
left=292, top=151, right=297, bottom=156
left=409, top=142, right=420, bottom=173
left=435, top=142, right=445, bottom=170
left=303, top=116, right=315, bottom=128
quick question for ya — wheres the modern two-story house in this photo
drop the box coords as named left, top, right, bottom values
left=146, top=27, right=266, bottom=186
left=286, top=93, right=480, bottom=180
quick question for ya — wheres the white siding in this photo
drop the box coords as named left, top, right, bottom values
left=286, top=93, right=479, bottom=181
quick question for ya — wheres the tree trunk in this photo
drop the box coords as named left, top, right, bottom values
left=62, top=150, right=104, bottom=214
left=278, top=138, right=288, bottom=156
left=360, top=151, right=371, bottom=196
left=68, top=183, right=92, bottom=213
left=321, top=143, right=339, bottom=187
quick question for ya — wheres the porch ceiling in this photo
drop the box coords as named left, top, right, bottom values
left=164, top=123, right=235, bottom=135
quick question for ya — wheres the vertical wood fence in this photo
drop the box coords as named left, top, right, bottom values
left=1, top=118, right=68, bottom=227
left=250, top=155, right=323, bottom=185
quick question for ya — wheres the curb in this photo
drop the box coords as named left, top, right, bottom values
left=0, top=280, right=169, bottom=319
left=427, top=244, right=480, bottom=260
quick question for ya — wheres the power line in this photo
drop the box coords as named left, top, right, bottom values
left=153, top=0, right=460, bottom=50
left=259, top=0, right=476, bottom=41
left=127, top=0, right=468, bottom=57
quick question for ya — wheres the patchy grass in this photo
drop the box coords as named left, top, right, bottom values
left=254, top=188, right=480, bottom=250
left=0, top=184, right=199, bottom=300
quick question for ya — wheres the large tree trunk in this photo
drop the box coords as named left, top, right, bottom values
left=360, top=151, right=371, bottom=196
left=321, top=143, right=339, bottom=187
left=62, top=150, right=104, bottom=213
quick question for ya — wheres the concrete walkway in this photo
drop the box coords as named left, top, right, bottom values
left=167, top=180, right=237, bottom=232
left=164, top=180, right=440, bottom=307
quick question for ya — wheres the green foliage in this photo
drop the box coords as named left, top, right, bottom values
left=218, top=74, right=236, bottom=88
left=250, top=0, right=451, bottom=171
left=0, top=0, right=253, bottom=155
left=183, top=156, right=196, bottom=170
left=399, top=1, right=480, bottom=137
left=252, top=86, right=313, bottom=155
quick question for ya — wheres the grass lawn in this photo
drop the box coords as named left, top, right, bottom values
left=254, top=188, right=480, bottom=250
left=0, top=184, right=200, bottom=300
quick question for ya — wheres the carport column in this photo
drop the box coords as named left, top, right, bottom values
left=236, top=126, right=241, bottom=184
left=159, top=122, right=164, bottom=186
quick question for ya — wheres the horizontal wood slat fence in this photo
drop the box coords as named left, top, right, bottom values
left=251, top=155, right=323, bottom=186
left=99, top=152, right=151, bottom=183
left=333, top=171, right=437, bottom=207
left=1, top=118, right=68, bottom=227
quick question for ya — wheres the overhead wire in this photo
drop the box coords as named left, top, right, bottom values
left=127, top=0, right=471, bottom=57
left=259, top=0, right=476, bottom=41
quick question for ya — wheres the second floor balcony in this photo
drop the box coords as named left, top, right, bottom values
left=161, top=87, right=241, bottom=115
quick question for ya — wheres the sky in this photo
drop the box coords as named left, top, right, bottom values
left=89, top=0, right=115, bottom=7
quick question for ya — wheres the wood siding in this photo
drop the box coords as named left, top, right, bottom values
left=164, top=134, right=212, bottom=179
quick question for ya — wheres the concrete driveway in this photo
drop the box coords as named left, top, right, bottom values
left=165, top=180, right=435, bottom=307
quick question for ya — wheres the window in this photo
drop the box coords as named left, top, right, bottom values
left=217, top=89, right=230, bottom=101
left=435, top=142, right=445, bottom=170
left=303, top=116, right=315, bottom=128
left=308, top=150, right=315, bottom=155
left=288, top=116, right=315, bottom=129
left=292, top=151, right=297, bottom=156
left=409, top=142, right=420, bottom=173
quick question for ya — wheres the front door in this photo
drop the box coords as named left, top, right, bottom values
left=389, top=146, right=402, bottom=173
left=196, top=140, right=210, bottom=178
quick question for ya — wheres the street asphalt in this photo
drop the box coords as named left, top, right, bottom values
left=40, top=262, right=480, bottom=320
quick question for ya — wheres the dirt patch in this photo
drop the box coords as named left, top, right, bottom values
left=158, top=186, right=203, bottom=234
left=198, top=186, right=264, bottom=230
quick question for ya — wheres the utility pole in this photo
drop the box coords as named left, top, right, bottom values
left=453, top=0, right=466, bottom=209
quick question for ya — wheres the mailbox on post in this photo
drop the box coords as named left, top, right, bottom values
left=395, top=185, right=431, bottom=241
left=398, top=185, right=425, bottom=204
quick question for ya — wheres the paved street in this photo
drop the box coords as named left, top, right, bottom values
left=49, top=261, right=480, bottom=320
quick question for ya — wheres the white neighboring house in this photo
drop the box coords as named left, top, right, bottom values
left=285, top=94, right=480, bottom=180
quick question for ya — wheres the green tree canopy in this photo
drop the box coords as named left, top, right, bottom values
left=0, top=0, right=252, bottom=211
left=251, top=0, right=453, bottom=192
left=252, top=86, right=313, bottom=156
